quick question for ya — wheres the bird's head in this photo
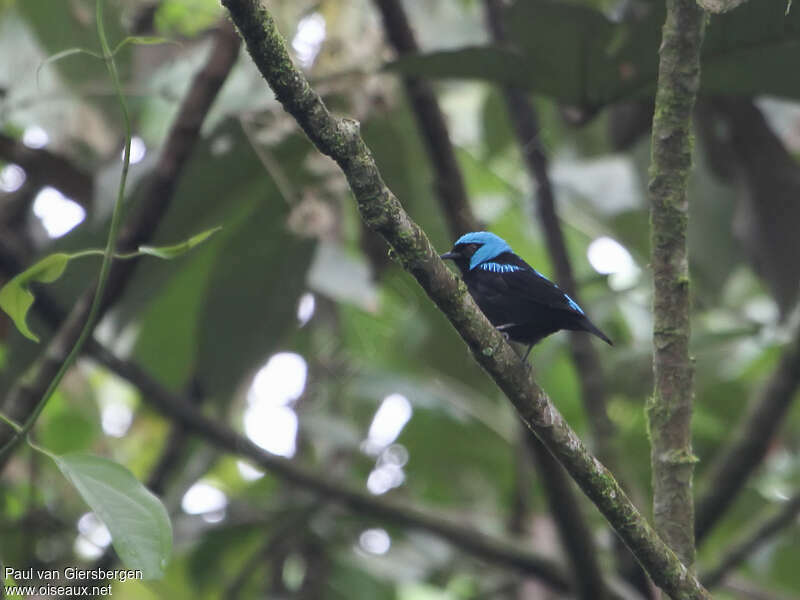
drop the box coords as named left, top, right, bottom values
left=440, top=231, right=513, bottom=273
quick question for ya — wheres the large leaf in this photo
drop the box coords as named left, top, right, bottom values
left=326, top=559, right=396, bottom=600
left=388, top=0, right=655, bottom=106
left=701, top=0, right=800, bottom=97
left=131, top=241, right=220, bottom=391
left=397, top=406, right=514, bottom=506
left=389, top=0, right=800, bottom=106
left=52, top=453, right=172, bottom=579
left=194, top=200, right=315, bottom=398
left=111, top=121, right=313, bottom=329
left=187, top=523, right=262, bottom=591
left=362, top=107, right=452, bottom=251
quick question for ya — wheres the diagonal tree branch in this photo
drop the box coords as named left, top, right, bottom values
left=701, top=491, right=800, bottom=589
left=220, top=1, right=709, bottom=597
left=0, top=19, right=241, bottom=468
left=646, top=0, right=705, bottom=568
left=372, top=0, right=479, bottom=238
left=695, top=324, right=800, bottom=542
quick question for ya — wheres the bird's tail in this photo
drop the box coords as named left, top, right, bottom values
left=582, top=319, right=613, bottom=346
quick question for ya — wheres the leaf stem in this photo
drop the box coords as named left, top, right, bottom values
left=0, top=412, right=23, bottom=434
left=0, top=0, right=133, bottom=460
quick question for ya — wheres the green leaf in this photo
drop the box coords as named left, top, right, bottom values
left=52, top=453, right=172, bottom=579
left=387, top=46, right=533, bottom=89
left=154, top=0, right=223, bottom=37
left=195, top=204, right=315, bottom=397
left=20, top=252, right=71, bottom=284
left=138, top=225, right=222, bottom=259
left=132, top=241, right=220, bottom=390
left=0, top=253, right=71, bottom=342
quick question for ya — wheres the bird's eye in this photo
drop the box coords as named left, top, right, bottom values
left=461, top=243, right=479, bottom=257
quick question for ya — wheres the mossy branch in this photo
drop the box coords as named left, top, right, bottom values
left=647, top=0, right=706, bottom=569
left=221, top=1, right=710, bottom=597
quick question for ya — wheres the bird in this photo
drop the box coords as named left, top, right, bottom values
left=440, top=231, right=612, bottom=360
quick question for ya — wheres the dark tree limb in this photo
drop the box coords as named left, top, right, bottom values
left=87, top=344, right=571, bottom=591
left=695, top=326, right=800, bottom=542
left=482, top=2, right=651, bottom=596
left=523, top=432, right=611, bottom=600
left=482, top=0, right=616, bottom=466
left=378, top=2, right=605, bottom=596
left=490, top=55, right=612, bottom=600
left=701, top=491, right=800, bottom=589
left=720, top=97, right=800, bottom=314
left=0, top=133, right=93, bottom=210
left=0, top=19, right=241, bottom=468
left=646, top=0, right=705, bottom=568
left=220, top=1, right=709, bottom=597
left=372, top=0, right=479, bottom=238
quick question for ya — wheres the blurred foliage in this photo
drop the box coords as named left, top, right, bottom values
left=390, top=0, right=800, bottom=106
left=0, top=0, right=799, bottom=598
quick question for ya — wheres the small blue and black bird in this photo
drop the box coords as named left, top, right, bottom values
left=441, top=231, right=612, bottom=360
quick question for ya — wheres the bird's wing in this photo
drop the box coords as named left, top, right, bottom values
left=478, top=266, right=586, bottom=317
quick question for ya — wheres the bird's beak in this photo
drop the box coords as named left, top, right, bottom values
left=440, top=251, right=458, bottom=261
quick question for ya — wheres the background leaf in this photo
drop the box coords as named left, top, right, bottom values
left=52, top=453, right=172, bottom=579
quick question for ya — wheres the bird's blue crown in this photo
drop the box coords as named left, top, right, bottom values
left=454, top=231, right=514, bottom=271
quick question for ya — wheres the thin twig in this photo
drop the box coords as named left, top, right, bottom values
left=523, top=431, right=611, bottom=600
left=483, top=2, right=641, bottom=596
left=372, top=0, right=479, bottom=238
left=483, top=0, right=617, bottom=468
left=221, top=1, right=709, bottom=597
left=0, top=19, right=241, bottom=471
left=0, top=0, right=134, bottom=461
left=379, top=2, right=608, bottom=596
